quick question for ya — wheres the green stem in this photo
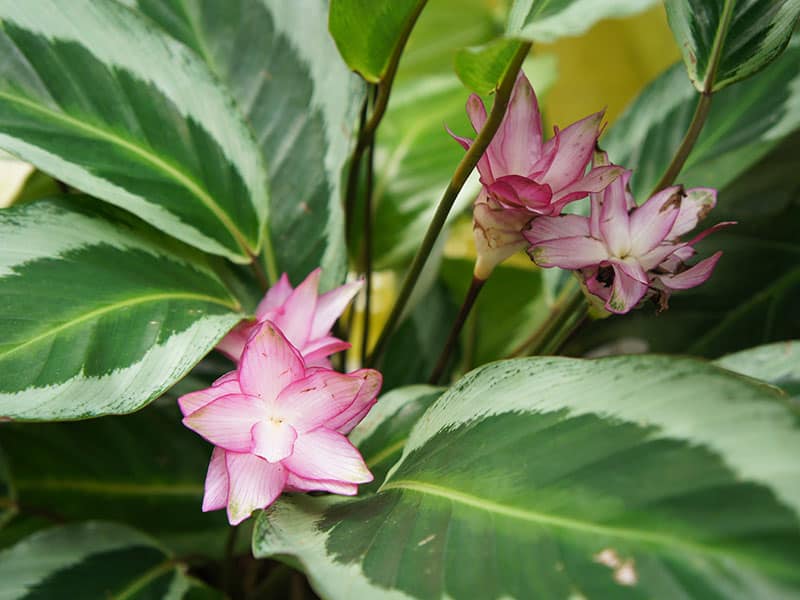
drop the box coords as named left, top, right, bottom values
left=651, top=0, right=733, bottom=193
left=361, top=92, right=377, bottom=365
left=368, top=42, right=533, bottom=367
left=249, top=253, right=270, bottom=293
left=650, top=92, right=712, bottom=193
left=344, top=0, right=428, bottom=240
left=429, top=276, right=486, bottom=384
left=508, top=282, right=585, bottom=358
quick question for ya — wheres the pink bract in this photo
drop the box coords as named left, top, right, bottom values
left=449, top=72, right=622, bottom=278
left=180, top=321, right=382, bottom=525
left=217, top=268, right=361, bottom=367
left=524, top=160, right=734, bottom=314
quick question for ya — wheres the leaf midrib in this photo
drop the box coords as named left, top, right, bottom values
left=0, top=89, right=254, bottom=256
left=0, top=291, right=239, bottom=361
left=381, top=479, right=739, bottom=561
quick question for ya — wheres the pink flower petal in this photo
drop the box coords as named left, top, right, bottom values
left=472, top=194, right=531, bottom=278
left=466, top=94, right=495, bottom=183
left=202, top=447, right=229, bottom=512
left=255, top=273, right=293, bottom=320
left=493, top=73, right=543, bottom=175
left=177, top=370, right=240, bottom=417
left=225, top=452, right=287, bottom=525
left=238, top=321, right=305, bottom=402
left=285, top=472, right=359, bottom=496
left=283, top=428, right=372, bottom=485
left=323, top=368, right=383, bottom=434
left=274, top=369, right=376, bottom=433
left=252, top=420, right=298, bottom=463
left=273, top=269, right=321, bottom=347
left=310, top=280, right=363, bottom=340
left=606, top=260, right=649, bottom=314
left=446, top=124, right=473, bottom=152
left=215, top=320, right=254, bottom=362
left=524, top=215, right=590, bottom=245
left=302, top=336, right=351, bottom=368
left=659, top=251, right=723, bottom=290
left=182, top=394, right=265, bottom=452
left=549, top=165, right=624, bottom=213
left=628, top=186, right=682, bottom=256
left=528, top=236, right=609, bottom=269
left=666, top=187, right=717, bottom=239
left=684, top=220, right=737, bottom=247
left=486, top=175, right=553, bottom=211
left=538, top=111, right=603, bottom=192
left=599, top=176, right=631, bottom=257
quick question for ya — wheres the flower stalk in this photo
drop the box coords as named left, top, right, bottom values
left=368, top=41, right=533, bottom=367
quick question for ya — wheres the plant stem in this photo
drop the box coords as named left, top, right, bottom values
left=650, top=92, right=712, bottom=193
left=368, top=42, right=532, bottom=368
left=508, top=282, right=585, bottom=358
left=221, top=525, right=239, bottom=596
left=429, top=276, right=486, bottom=383
left=651, top=0, right=733, bottom=193
left=249, top=253, right=270, bottom=293
left=344, top=0, right=428, bottom=240
left=360, top=94, right=377, bottom=365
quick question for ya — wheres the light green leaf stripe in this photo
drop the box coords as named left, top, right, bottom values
left=0, top=199, right=242, bottom=420
left=716, top=341, right=800, bottom=401
left=133, top=0, right=364, bottom=289
left=0, top=0, right=269, bottom=262
left=506, top=0, right=657, bottom=42
left=255, top=355, right=800, bottom=599
left=0, top=522, right=192, bottom=600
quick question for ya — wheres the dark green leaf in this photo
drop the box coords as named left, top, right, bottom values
left=329, top=0, right=424, bottom=82
left=0, top=0, right=269, bottom=263
left=0, top=401, right=232, bottom=556
left=665, top=0, right=800, bottom=92
left=0, top=198, right=241, bottom=420
left=255, top=355, right=800, bottom=599
left=0, top=521, right=209, bottom=599
left=716, top=341, right=800, bottom=402
left=133, top=0, right=364, bottom=290
left=506, top=0, right=658, bottom=42
left=454, top=39, right=525, bottom=95
left=605, top=38, right=800, bottom=199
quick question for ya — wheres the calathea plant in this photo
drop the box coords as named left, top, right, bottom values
left=0, top=1, right=799, bottom=599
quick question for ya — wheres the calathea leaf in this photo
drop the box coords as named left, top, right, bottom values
left=254, top=355, right=800, bottom=599
left=0, top=197, right=242, bottom=421
left=132, top=0, right=365, bottom=290
left=0, top=0, right=268, bottom=263
left=0, top=521, right=222, bottom=599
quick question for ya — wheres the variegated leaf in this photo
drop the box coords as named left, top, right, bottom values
left=255, top=356, right=800, bottom=599
left=0, top=0, right=268, bottom=263
left=132, top=0, right=363, bottom=289
left=0, top=522, right=222, bottom=599
left=0, top=198, right=242, bottom=421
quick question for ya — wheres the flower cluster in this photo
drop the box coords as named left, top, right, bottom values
left=451, top=72, right=728, bottom=312
left=179, top=272, right=380, bottom=525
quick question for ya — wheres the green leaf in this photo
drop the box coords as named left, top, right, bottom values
left=254, top=355, right=800, bottom=599
left=665, top=0, right=800, bottom=92
left=716, top=341, right=800, bottom=402
left=329, top=0, right=424, bottom=83
left=0, top=0, right=268, bottom=263
left=350, top=385, right=442, bottom=492
left=454, top=39, right=525, bottom=95
left=0, top=401, right=232, bottom=556
left=605, top=37, right=800, bottom=199
left=441, top=257, right=548, bottom=366
left=506, top=0, right=658, bottom=42
left=132, top=0, right=364, bottom=290
left=0, top=198, right=242, bottom=421
left=571, top=129, right=800, bottom=358
left=0, top=521, right=213, bottom=599
left=380, top=283, right=455, bottom=391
